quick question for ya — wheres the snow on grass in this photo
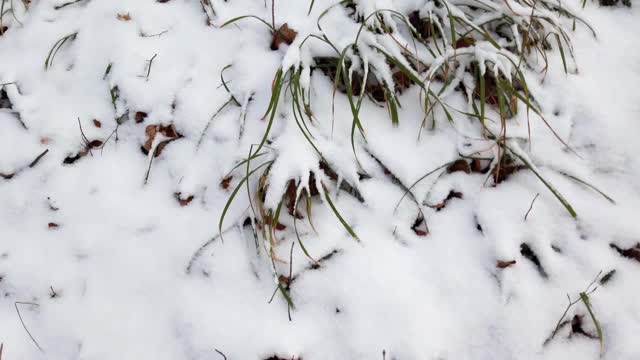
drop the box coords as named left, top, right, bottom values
left=0, top=0, right=639, bottom=359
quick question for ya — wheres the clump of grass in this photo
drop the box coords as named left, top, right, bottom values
left=214, top=1, right=602, bottom=314
left=217, top=0, right=597, bottom=253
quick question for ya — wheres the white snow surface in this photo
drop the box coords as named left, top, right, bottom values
left=1, top=0, right=640, bottom=359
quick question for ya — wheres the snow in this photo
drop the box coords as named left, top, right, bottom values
left=1, top=0, right=640, bottom=359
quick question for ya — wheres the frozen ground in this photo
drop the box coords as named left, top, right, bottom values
left=0, top=0, right=639, bottom=359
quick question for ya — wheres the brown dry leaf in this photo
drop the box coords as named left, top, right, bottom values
left=87, top=140, right=103, bottom=149
left=610, top=243, right=640, bottom=263
left=159, top=124, right=179, bottom=138
left=411, top=215, right=428, bottom=236
left=277, top=275, right=290, bottom=288
left=48, top=222, right=59, bottom=229
left=496, top=260, right=516, bottom=269
left=175, top=193, right=194, bottom=207
left=116, top=12, right=132, bottom=21
left=471, top=158, right=489, bottom=173
left=142, top=124, right=181, bottom=157
left=271, top=23, right=297, bottom=50
left=285, top=179, right=298, bottom=216
left=92, top=119, right=102, bottom=128
left=455, top=37, right=476, bottom=49
left=393, top=71, right=412, bottom=93
left=430, top=190, right=463, bottom=210
left=493, top=164, right=526, bottom=184
left=220, top=176, right=233, bottom=190
left=135, top=111, right=148, bottom=123
left=447, top=159, right=471, bottom=174
left=142, top=125, right=158, bottom=153
left=408, top=11, right=435, bottom=39
left=40, top=137, right=53, bottom=145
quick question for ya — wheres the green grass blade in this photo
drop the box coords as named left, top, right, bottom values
left=220, top=15, right=274, bottom=31
left=478, top=65, right=486, bottom=130
left=554, top=33, right=568, bottom=74
left=508, top=145, right=577, bottom=218
left=307, top=0, right=315, bottom=15
left=253, top=69, right=284, bottom=157
left=221, top=64, right=240, bottom=105
left=219, top=161, right=273, bottom=241
left=557, top=171, right=616, bottom=204
left=293, top=214, right=317, bottom=262
left=387, top=90, right=399, bottom=125
left=323, top=185, right=359, bottom=241
left=580, top=292, right=604, bottom=353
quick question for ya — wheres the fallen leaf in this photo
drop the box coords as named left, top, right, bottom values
left=455, top=37, right=476, bottom=49
left=48, top=222, right=59, bottom=229
left=174, top=193, right=194, bottom=206
left=271, top=23, right=297, bottom=50
left=285, top=179, right=298, bottom=216
left=496, top=260, right=516, bottom=269
left=610, top=243, right=640, bottom=263
left=135, top=111, right=148, bottom=123
left=87, top=139, right=103, bottom=148
left=220, top=176, right=233, bottom=190
left=142, top=124, right=182, bottom=157
left=92, top=119, right=102, bottom=128
left=429, top=190, right=463, bottom=210
left=471, top=158, right=490, bottom=173
left=411, top=214, right=428, bottom=236
left=116, top=12, right=132, bottom=21
left=447, top=159, right=471, bottom=174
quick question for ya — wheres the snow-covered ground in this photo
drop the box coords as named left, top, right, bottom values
left=1, top=0, right=639, bottom=359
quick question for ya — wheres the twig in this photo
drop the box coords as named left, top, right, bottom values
left=543, top=271, right=602, bottom=346
left=140, top=30, right=169, bottom=38
left=143, top=149, right=155, bottom=185
left=196, top=97, right=236, bottom=150
left=214, top=349, right=228, bottom=360
left=14, top=302, right=43, bottom=352
left=185, top=224, right=238, bottom=274
left=53, top=0, right=87, bottom=10
left=28, top=149, right=49, bottom=168
left=287, top=241, right=295, bottom=321
left=139, top=54, right=157, bottom=81
left=271, top=0, right=275, bottom=30
left=524, top=193, right=539, bottom=221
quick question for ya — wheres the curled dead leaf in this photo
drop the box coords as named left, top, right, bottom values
left=496, top=260, right=516, bottom=269
left=220, top=176, right=233, bottom=190
left=117, top=12, right=132, bottom=21
left=142, top=124, right=182, bottom=157
left=174, top=193, right=194, bottom=207
left=455, top=37, right=476, bottom=49
left=610, top=243, right=640, bottom=263
left=271, top=23, right=297, bottom=50
left=135, top=111, right=148, bottom=123
left=447, top=159, right=471, bottom=174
